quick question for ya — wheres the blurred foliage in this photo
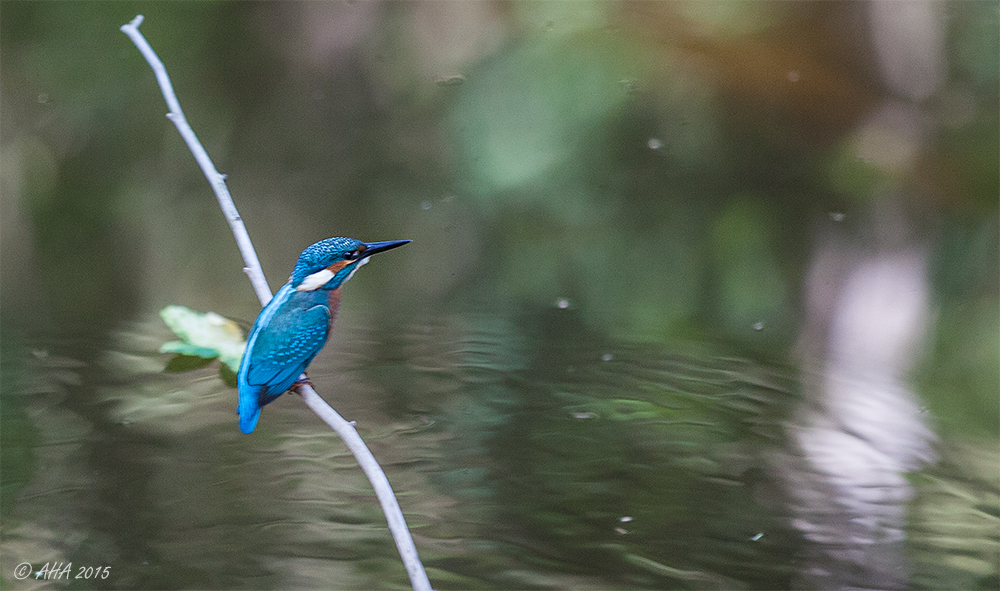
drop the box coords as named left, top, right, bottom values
left=159, top=305, right=245, bottom=386
left=921, top=215, right=1000, bottom=439
left=451, top=29, right=655, bottom=198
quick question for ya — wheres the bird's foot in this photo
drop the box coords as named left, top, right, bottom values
left=291, top=376, right=313, bottom=393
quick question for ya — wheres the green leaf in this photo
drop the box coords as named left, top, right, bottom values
left=219, top=363, right=238, bottom=388
left=164, top=353, right=216, bottom=373
left=159, top=305, right=246, bottom=374
left=161, top=341, right=219, bottom=359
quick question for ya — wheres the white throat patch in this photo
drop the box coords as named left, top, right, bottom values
left=297, top=268, right=335, bottom=292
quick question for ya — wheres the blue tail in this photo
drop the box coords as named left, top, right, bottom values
left=238, top=385, right=263, bottom=434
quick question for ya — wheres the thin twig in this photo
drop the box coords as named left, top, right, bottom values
left=121, top=15, right=432, bottom=591
left=119, top=15, right=272, bottom=306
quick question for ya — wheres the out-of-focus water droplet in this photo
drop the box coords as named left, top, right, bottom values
left=421, top=201, right=432, bottom=211
left=829, top=212, right=845, bottom=222
left=601, top=353, right=613, bottom=362
left=753, top=321, right=765, bottom=331
left=787, top=70, right=800, bottom=82
left=37, top=93, right=50, bottom=104
left=556, top=298, right=570, bottom=309
left=647, top=138, right=662, bottom=150
left=615, top=527, right=629, bottom=535
left=619, top=516, right=633, bottom=522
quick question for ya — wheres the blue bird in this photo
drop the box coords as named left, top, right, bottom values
left=237, top=237, right=410, bottom=433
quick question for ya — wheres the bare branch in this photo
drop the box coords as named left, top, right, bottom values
left=297, top=386, right=432, bottom=589
left=121, top=15, right=432, bottom=591
left=120, top=15, right=272, bottom=306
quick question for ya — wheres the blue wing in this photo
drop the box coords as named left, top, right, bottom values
left=237, top=284, right=332, bottom=433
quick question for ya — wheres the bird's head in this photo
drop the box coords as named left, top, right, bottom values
left=289, top=237, right=410, bottom=292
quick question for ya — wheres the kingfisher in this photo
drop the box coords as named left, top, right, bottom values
left=237, top=236, right=410, bottom=433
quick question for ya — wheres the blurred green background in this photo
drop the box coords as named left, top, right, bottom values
left=1, top=2, right=997, bottom=589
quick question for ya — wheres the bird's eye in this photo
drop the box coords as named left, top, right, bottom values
left=346, top=246, right=366, bottom=260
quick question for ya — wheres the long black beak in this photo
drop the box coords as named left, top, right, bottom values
left=362, top=239, right=411, bottom=258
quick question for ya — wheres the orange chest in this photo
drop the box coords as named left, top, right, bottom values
left=327, top=287, right=343, bottom=320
